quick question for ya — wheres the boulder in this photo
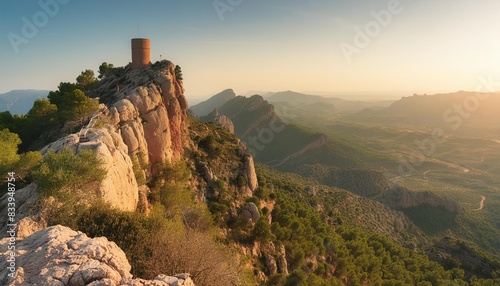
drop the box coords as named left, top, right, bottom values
left=0, top=225, right=195, bottom=286
left=241, top=202, right=260, bottom=223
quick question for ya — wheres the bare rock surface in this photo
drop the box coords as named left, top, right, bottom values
left=200, top=109, right=235, bottom=133
left=242, top=154, right=258, bottom=193
left=0, top=225, right=195, bottom=286
left=0, top=184, right=46, bottom=239
left=241, top=202, right=260, bottom=223
left=99, top=61, right=188, bottom=168
left=41, top=128, right=139, bottom=212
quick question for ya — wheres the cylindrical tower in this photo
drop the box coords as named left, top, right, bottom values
left=131, top=38, right=151, bottom=70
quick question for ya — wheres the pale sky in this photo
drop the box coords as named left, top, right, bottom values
left=1, top=0, right=500, bottom=100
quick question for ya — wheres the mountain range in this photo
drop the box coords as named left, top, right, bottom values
left=349, top=91, right=500, bottom=129
left=0, top=89, right=49, bottom=115
left=0, top=64, right=499, bottom=285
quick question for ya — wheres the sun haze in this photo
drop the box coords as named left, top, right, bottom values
left=1, top=0, right=500, bottom=100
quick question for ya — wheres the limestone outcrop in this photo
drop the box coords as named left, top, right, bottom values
left=0, top=184, right=46, bottom=239
left=0, top=225, right=194, bottom=286
left=241, top=153, right=258, bottom=193
left=200, top=109, right=235, bottom=133
left=241, top=202, right=260, bottom=223
left=97, top=61, right=188, bottom=170
left=41, top=128, right=139, bottom=212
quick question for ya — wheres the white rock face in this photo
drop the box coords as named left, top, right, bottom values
left=41, top=128, right=139, bottom=212
left=0, top=184, right=46, bottom=239
left=0, top=225, right=195, bottom=286
left=243, top=154, right=258, bottom=193
left=103, top=62, right=188, bottom=170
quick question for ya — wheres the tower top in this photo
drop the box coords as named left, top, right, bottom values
left=131, top=38, right=151, bottom=70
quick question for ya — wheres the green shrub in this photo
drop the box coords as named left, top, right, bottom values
left=31, top=148, right=106, bottom=227
left=32, top=148, right=106, bottom=198
left=77, top=203, right=150, bottom=275
left=77, top=203, right=240, bottom=285
left=199, top=135, right=220, bottom=157
left=254, top=186, right=269, bottom=200
left=0, top=129, right=21, bottom=175
left=267, top=274, right=286, bottom=285
left=131, top=154, right=147, bottom=185
left=236, top=174, right=247, bottom=188
left=246, top=196, right=261, bottom=208
left=252, top=217, right=272, bottom=242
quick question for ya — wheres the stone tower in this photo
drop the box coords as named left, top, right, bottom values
left=131, top=38, right=151, bottom=69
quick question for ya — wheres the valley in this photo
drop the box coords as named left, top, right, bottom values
left=191, top=90, right=500, bottom=261
left=2, top=1, right=500, bottom=284
left=1, top=63, right=500, bottom=285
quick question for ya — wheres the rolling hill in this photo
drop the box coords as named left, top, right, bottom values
left=349, top=91, right=500, bottom=129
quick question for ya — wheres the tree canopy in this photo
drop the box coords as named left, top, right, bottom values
left=0, top=128, right=21, bottom=174
left=76, top=69, right=97, bottom=88
left=98, top=62, right=114, bottom=79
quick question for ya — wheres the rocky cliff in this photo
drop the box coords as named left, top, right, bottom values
left=97, top=61, right=188, bottom=171
left=0, top=60, right=261, bottom=284
left=200, top=109, right=235, bottom=133
left=0, top=225, right=195, bottom=286
left=217, top=95, right=280, bottom=139
left=41, top=128, right=139, bottom=212
left=36, top=61, right=189, bottom=211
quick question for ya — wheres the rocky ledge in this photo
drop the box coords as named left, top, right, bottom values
left=0, top=225, right=194, bottom=286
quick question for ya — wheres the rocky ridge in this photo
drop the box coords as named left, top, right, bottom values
left=189, top=88, right=236, bottom=117
left=200, top=109, right=234, bottom=133
left=101, top=61, right=188, bottom=169
left=217, top=95, right=280, bottom=139
left=0, top=61, right=261, bottom=284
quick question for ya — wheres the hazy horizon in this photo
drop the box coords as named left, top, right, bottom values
left=2, top=0, right=500, bottom=100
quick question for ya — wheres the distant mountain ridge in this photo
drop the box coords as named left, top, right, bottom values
left=267, top=90, right=392, bottom=118
left=192, top=91, right=328, bottom=166
left=189, top=88, right=236, bottom=117
left=350, top=91, right=500, bottom=126
left=0, top=89, right=50, bottom=115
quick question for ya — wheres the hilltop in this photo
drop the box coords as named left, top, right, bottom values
left=1, top=62, right=499, bottom=285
